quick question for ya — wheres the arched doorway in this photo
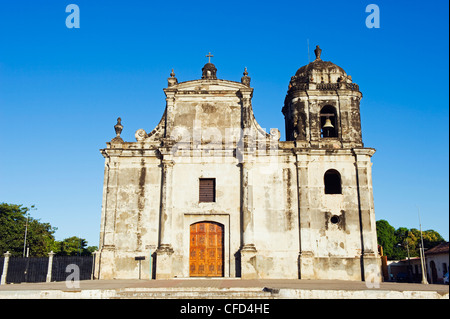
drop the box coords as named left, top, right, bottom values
left=430, top=261, right=438, bottom=284
left=189, top=222, right=224, bottom=277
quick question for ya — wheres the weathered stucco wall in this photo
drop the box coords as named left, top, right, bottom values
left=251, top=157, right=299, bottom=278
left=98, top=151, right=162, bottom=279
left=171, top=157, right=241, bottom=278
left=97, top=58, right=380, bottom=282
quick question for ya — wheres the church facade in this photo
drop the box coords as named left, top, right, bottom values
left=96, top=47, right=381, bottom=281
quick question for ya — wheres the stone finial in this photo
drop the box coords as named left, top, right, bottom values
left=111, top=117, right=124, bottom=143
left=241, top=67, right=251, bottom=87
left=168, top=69, right=178, bottom=87
left=314, top=45, right=322, bottom=61
left=114, top=117, right=123, bottom=136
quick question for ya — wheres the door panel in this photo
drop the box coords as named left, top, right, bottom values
left=190, top=222, right=224, bottom=277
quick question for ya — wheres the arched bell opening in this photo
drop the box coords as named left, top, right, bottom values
left=320, top=105, right=338, bottom=138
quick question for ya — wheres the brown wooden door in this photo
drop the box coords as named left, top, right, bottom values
left=190, top=222, right=223, bottom=277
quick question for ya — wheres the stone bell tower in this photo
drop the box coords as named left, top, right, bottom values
left=282, top=45, right=363, bottom=149
left=282, top=46, right=380, bottom=282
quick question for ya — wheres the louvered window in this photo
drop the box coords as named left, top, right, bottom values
left=199, top=178, right=215, bottom=202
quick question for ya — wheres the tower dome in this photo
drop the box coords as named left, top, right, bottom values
left=288, top=46, right=356, bottom=90
left=294, top=60, right=347, bottom=83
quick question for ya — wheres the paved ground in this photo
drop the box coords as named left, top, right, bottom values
left=0, top=278, right=448, bottom=294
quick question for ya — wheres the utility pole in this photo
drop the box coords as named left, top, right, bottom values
left=418, top=207, right=428, bottom=284
left=23, top=205, right=36, bottom=258
left=23, top=212, right=29, bottom=258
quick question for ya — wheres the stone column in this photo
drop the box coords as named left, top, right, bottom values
left=241, top=161, right=256, bottom=251
left=354, top=148, right=381, bottom=282
left=159, top=158, right=174, bottom=249
left=98, top=151, right=121, bottom=280
left=155, top=157, right=174, bottom=279
left=240, top=156, right=258, bottom=279
left=239, top=88, right=253, bottom=128
left=238, top=87, right=258, bottom=279
left=46, top=251, right=55, bottom=282
left=1, top=251, right=11, bottom=285
left=163, top=89, right=176, bottom=136
left=100, top=153, right=121, bottom=248
left=296, top=153, right=315, bottom=279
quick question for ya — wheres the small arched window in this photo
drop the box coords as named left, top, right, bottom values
left=324, top=169, right=342, bottom=194
left=320, top=105, right=338, bottom=138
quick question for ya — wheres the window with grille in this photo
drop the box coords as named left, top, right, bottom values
left=199, top=178, right=215, bottom=202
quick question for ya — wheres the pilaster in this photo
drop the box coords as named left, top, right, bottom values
left=353, top=148, right=380, bottom=281
left=163, top=89, right=177, bottom=136
left=295, top=152, right=315, bottom=279
left=155, top=156, right=175, bottom=279
left=238, top=145, right=258, bottom=279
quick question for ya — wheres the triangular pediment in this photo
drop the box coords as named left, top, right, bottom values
left=172, top=79, right=249, bottom=93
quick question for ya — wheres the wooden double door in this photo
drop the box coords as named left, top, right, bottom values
left=189, top=222, right=224, bottom=277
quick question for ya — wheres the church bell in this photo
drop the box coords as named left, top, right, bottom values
left=323, top=117, right=334, bottom=129
left=322, top=117, right=335, bottom=138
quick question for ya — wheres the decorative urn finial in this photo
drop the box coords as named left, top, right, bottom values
left=241, top=67, right=251, bottom=86
left=314, top=45, right=322, bottom=61
left=111, top=117, right=124, bottom=143
left=114, top=117, right=123, bottom=136
left=168, top=68, right=178, bottom=87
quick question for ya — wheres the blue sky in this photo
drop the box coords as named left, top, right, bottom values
left=0, top=0, right=448, bottom=247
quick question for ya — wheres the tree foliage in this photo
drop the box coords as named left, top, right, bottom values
left=376, top=219, right=446, bottom=260
left=56, top=236, right=97, bottom=256
left=0, top=203, right=97, bottom=257
left=376, top=220, right=397, bottom=258
left=0, top=203, right=57, bottom=257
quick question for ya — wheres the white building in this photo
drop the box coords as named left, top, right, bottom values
left=96, top=47, right=380, bottom=281
left=426, top=242, right=449, bottom=284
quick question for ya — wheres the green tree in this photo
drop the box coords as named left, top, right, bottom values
left=376, top=219, right=446, bottom=260
left=422, top=229, right=445, bottom=249
left=86, top=245, right=98, bottom=255
left=0, top=203, right=57, bottom=257
left=57, top=236, right=96, bottom=256
left=376, top=220, right=396, bottom=258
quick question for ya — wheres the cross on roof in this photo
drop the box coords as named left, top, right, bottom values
left=206, top=52, right=214, bottom=63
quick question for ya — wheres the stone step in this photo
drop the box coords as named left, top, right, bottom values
left=114, top=287, right=274, bottom=299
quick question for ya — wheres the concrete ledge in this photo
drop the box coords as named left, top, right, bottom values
left=0, top=279, right=448, bottom=299
left=0, top=288, right=447, bottom=299
left=276, top=289, right=448, bottom=299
